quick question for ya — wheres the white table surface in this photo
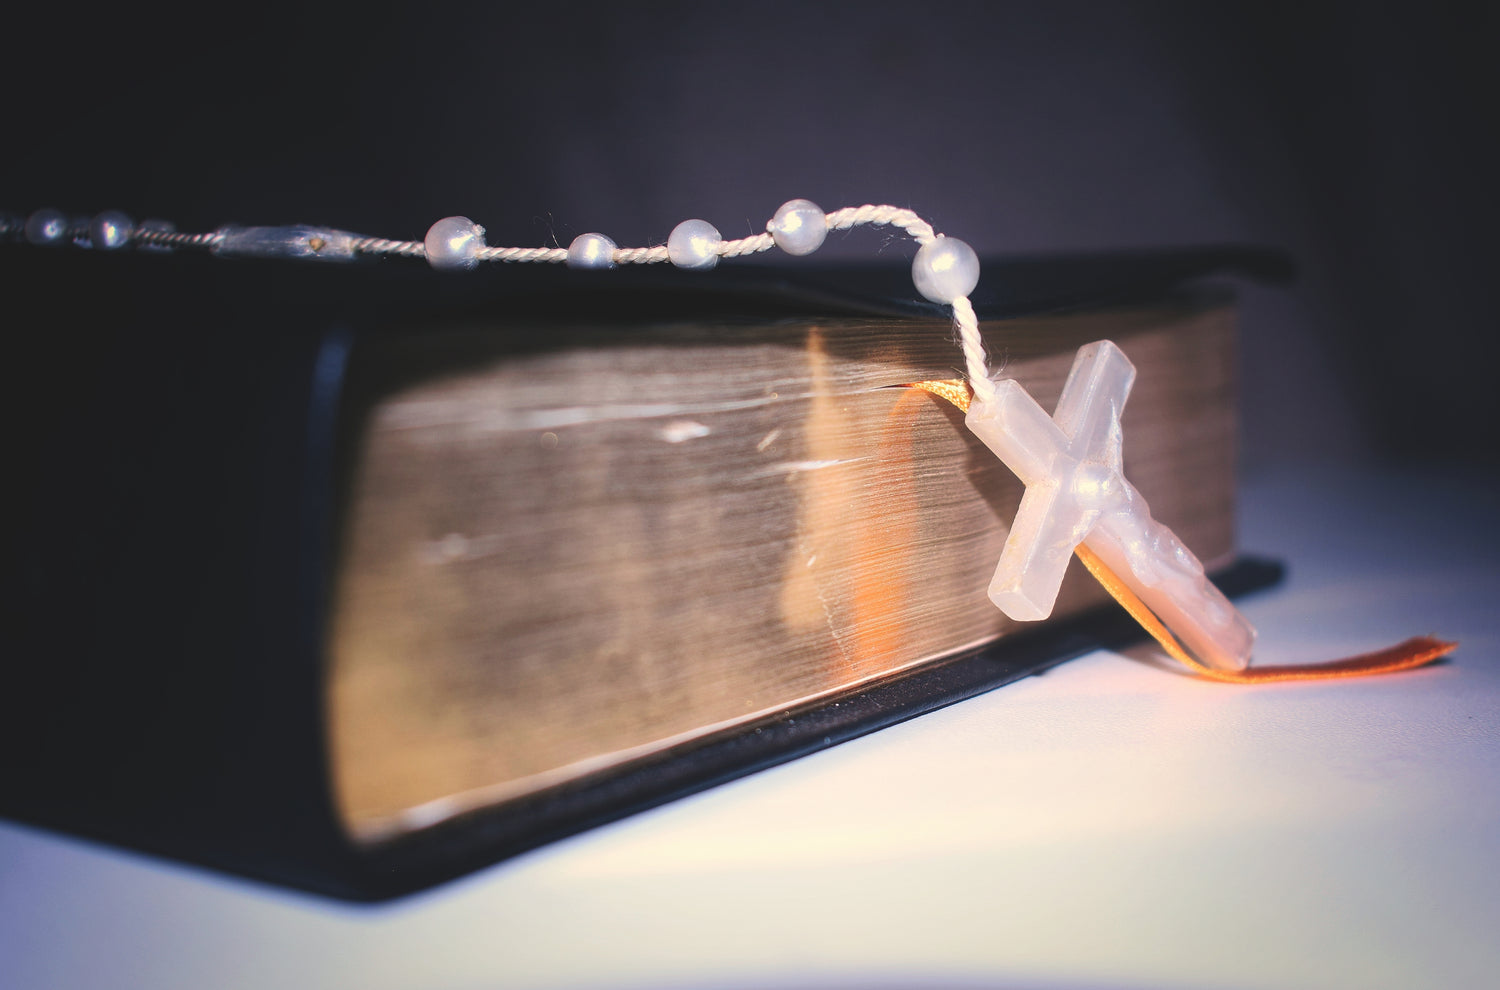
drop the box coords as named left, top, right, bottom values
left=3, top=465, right=1497, bottom=990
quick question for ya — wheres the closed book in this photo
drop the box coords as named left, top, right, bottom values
left=0, top=246, right=1287, bottom=899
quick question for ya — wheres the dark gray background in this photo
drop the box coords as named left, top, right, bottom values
left=6, top=1, right=1496, bottom=473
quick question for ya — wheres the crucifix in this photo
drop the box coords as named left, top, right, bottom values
left=965, top=339, right=1256, bottom=672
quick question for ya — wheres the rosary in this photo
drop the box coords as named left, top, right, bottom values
left=6, top=201, right=1452, bottom=682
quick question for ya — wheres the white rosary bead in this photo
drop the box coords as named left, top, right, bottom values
left=911, top=235, right=980, bottom=304
left=90, top=210, right=134, bottom=250
left=24, top=208, right=69, bottom=246
left=768, top=199, right=827, bottom=256
left=424, top=216, right=485, bottom=270
left=667, top=219, right=722, bottom=270
left=566, top=232, right=617, bottom=269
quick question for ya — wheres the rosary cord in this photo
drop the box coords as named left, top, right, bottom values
left=132, top=228, right=226, bottom=250
left=952, top=296, right=995, bottom=405
left=347, top=236, right=425, bottom=258
left=7, top=201, right=995, bottom=397
left=344, top=205, right=938, bottom=264
left=342, top=205, right=939, bottom=266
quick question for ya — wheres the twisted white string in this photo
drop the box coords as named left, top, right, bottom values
left=950, top=296, right=993, bottom=404
left=132, top=228, right=227, bottom=250
left=347, top=236, right=424, bottom=258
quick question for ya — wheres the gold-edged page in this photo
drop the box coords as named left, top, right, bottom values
left=326, top=302, right=1237, bottom=843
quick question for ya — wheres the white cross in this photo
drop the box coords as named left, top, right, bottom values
left=965, top=340, right=1256, bottom=672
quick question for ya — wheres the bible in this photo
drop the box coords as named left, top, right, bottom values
left=1, top=246, right=1287, bottom=898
